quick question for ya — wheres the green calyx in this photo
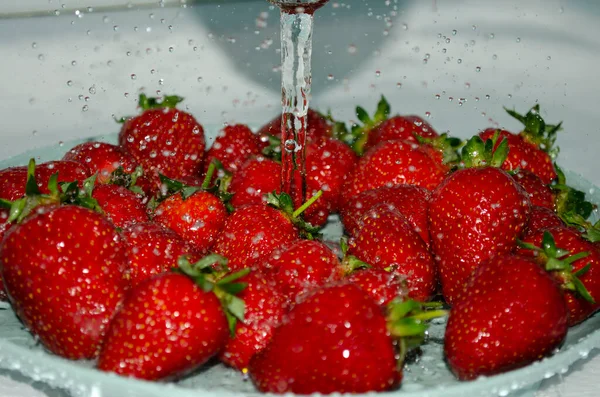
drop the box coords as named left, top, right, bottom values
left=552, top=164, right=597, bottom=239
left=265, top=191, right=322, bottom=239
left=337, top=96, right=390, bottom=155
left=518, top=231, right=595, bottom=304
left=138, top=93, right=184, bottom=111
left=0, top=159, right=102, bottom=224
left=177, top=254, right=249, bottom=335
left=461, top=130, right=509, bottom=168
left=416, top=133, right=464, bottom=165
left=261, top=134, right=283, bottom=162
left=386, top=299, right=447, bottom=367
left=110, top=165, right=145, bottom=196
left=505, top=104, right=562, bottom=159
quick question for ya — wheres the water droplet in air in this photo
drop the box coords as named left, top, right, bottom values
left=31, top=42, right=37, bottom=49
left=89, top=86, right=96, bottom=94
left=452, top=29, right=457, bottom=35
left=131, top=74, right=137, bottom=80
left=327, top=74, right=334, bottom=81
left=284, top=140, right=297, bottom=153
left=348, top=44, right=357, bottom=54
left=516, top=37, right=521, bottom=43
left=38, top=54, right=45, bottom=61
left=66, top=80, right=73, bottom=87
left=82, top=105, right=89, bottom=112
left=475, top=66, right=481, bottom=72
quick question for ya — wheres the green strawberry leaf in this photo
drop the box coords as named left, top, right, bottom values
left=25, top=159, right=41, bottom=196
left=138, top=93, right=184, bottom=110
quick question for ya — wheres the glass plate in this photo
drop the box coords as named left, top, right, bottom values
left=0, top=130, right=599, bottom=397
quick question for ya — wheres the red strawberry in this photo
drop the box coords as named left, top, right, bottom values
left=203, top=124, right=260, bottom=176
left=340, top=139, right=448, bottom=208
left=229, top=156, right=281, bottom=209
left=512, top=169, right=554, bottom=210
left=0, top=160, right=90, bottom=200
left=213, top=202, right=299, bottom=272
left=364, top=115, right=438, bottom=152
left=519, top=227, right=600, bottom=326
left=250, top=283, right=445, bottom=394
left=0, top=205, right=128, bottom=359
left=445, top=253, right=568, bottom=380
left=262, top=239, right=343, bottom=303
left=296, top=137, right=358, bottom=226
left=345, top=268, right=408, bottom=307
left=258, top=108, right=333, bottom=151
left=63, top=142, right=138, bottom=184
left=92, top=184, right=148, bottom=228
left=97, top=258, right=245, bottom=380
left=119, top=94, right=205, bottom=180
left=346, top=205, right=436, bottom=301
left=429, top=135, right=531, bottom=304
left=121, top=222, right=199, bottom=288
left=154, top=189, right=228, bottom=253
left=0, top=209, right=9, bottom=300
left=523, top=206, right=564, bottom=238
left=340, top=184, right=431, bottom=245
left=220, top=272, right=288, bottom=371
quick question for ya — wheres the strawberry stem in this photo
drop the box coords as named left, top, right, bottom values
left=292, top=190, right=322, bottom=218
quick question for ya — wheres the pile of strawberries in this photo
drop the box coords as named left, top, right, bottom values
left=0, top=94, right=598, bottom=394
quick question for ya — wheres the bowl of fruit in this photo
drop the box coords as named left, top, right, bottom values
left=0, top=1, right=599, bottom=397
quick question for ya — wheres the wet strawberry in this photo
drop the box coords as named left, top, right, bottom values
left=228, top=156, right=281, bottom=209
left=121, top=222, right=199, bottom=288
left=63, top=141, right=138, bottom=184
left=523, top=206, right=564, bottom=238
left=340, top=139, right=447, bottom=208
left=220, top=272, right=288, bottom=371
left=92, top=184, right=148, bottom=228
left=345, top=268, right=408, bottom=307
left=429, top=135, right=531, bottom=304
left=0, top=205, right=128, bottom=359
left=154, top=189, right=228, bottom=253
left=119, top=94, right=205, bottom=180
left=364, top=115, right=438, bottom=152
left=213, top=203, right=299, bottom=272
left=445, top=254, right=568, bottom=380
left=347, top=205, right=436, bottom=301
left=203, top=124, right=260, bottom=177
left=258, top=108, right=333, bottom=151
left=262, top=239, right=343, bottom=303
left=340, top=184, right=431, bottom=245
left=250, top=283, right=445, bottom=394
left=512, top=169, right=554, bottom=210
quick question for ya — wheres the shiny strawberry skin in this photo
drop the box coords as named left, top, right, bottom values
left=262, top=239, right=343, bottom=303
left=154, top=191, right=227, bottom=253
left=523, top=206, right=564, bottom=238
left=519, top=226, right=600, bottom=326
left=428, top=167, right=531, bottom=305
left=340, top=139, right=447, bottom=208
left=97, top=272, right=229, bottom=380
left=121, top=222, right=199, bottom=288
left=512, top=169, right=554, bottom=210
left=63, top=142, right=138, bottom=184
left=0, top=205, right=128, bottom=359
left=0, top=209, right=10, bottom=300
left=347, top=205, right=436, bottom=301
left=479, top=128, right=557, bottom=184
left=346, top=268, right=408, bottom=307
left=119, top=108, right=205, bottom=180
left=340, top=184, right=431, bottom=245
left=92, top=184, right=148, bottom=228
left=203, top=124, right=260, bottom=175
left=249, top=283, right=400, bottom=394
left=364, top=115, right=438, bottom=152
left=445, top=254, right=568, bottom=380
left=229, top=157, right=281, bottom=209
left=258, top=108, right=332, bottom=151
left=220, top=272, right=288, bottom=371
left=0, top=161, right=90, bottom=200
left=213, top=204, right=299, bottom=272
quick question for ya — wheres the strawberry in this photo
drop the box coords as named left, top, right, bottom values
left=523, top=205, right=564, bottom=238
left=249, top=283, right=446, bottom=394
left=346, top=205, right=436, bottom=301
left=220, top=271, right=288, bottom=371
left=512, top=169, right=554, bottom=210
left=340, top=184, right=431, bottom=245
left=229, top=156, right=281, bottom=209
left=97, top=255, right=247, bottom=380
left=213, top=202, right=299, bottom=272
left=0, top=205, right=128, bottom=359
left=63, top=141, right=138, bottom=184
left=345, top=268, right=408, bottom=307
left=340, top=139, right=448, bottom=208
left=364, top=115, right=438, bottom=152
left=121, top=222, right=199, bottom=288
left=92, top=184, right=148, bottom=228
left=428, top=135, right=531, bottom=304
left=445, top=253, right=568, bottom=380
left=203, top=124, right=260, bottom=176
left=154, top=186, right=228, bottom=253
left=258, top=108, right=333, bottom=151
left=262, top=239, right=343, bottom=303
left=519, top=228, right=600, bottom=325
left=119, top=94, right=205, bottom=180
left=0, top=160, right=90, bottom=200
